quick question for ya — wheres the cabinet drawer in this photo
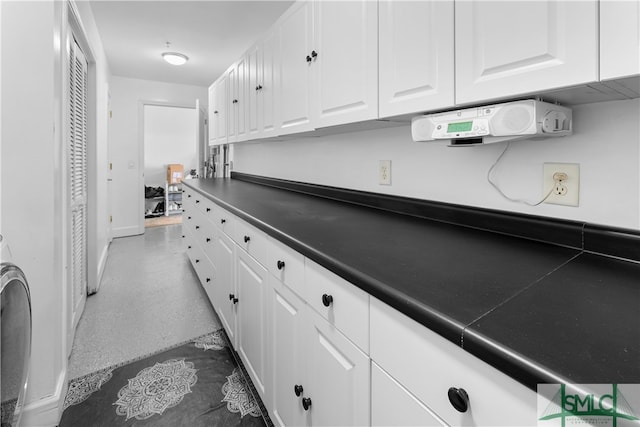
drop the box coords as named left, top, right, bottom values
left=267, top=237, right=305, bottom=297
left=214, top=207, right=235, bottom=236
left=304, top=260, right=369, bottom=353
left=370, top=298, right=537, bottom=426
left=234, top=218, right=268, bottom=267
left=185, top=232, right=207, bottom=275
left=195, top=194, right=217, bottom=220
left=182, top=187, right=196, bottom=211
left=372, top=362, right=445, bottom=427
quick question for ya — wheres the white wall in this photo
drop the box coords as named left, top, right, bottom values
left=1, top=2, right=111, bottom=425
left=234, top=98, right=640, bottom=230
left=109, top=76, right=207, bottom=237
left=143, top=105, right=197, bottom=187
left=1, top=1, right=63, bottom=424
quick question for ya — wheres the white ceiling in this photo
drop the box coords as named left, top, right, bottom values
left=89, top=0, right=294, bottom=87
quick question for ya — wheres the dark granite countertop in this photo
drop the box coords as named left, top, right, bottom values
left=183, top=175, right=640, bottom=390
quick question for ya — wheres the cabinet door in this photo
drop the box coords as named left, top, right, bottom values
left=378, top=0, right=454, bottom=118
left=312, top=0, right=378, bottom=128
left=236, top=248, right=268, bottom=402
left=213, top=230, right=236, bottom=346
left=246, top=43, right=261, bottom=139
left=372, top=362, right=445, bottom=427
left=214, top=73, right=228, bottom=143
left=236, top=56, right=248, bottom=141
left=267, top=276, right=308, bottom=427
left=601, top=0, right=640, bottom=81
left=228, top=64, right=239, bottom=142
left=276, top=0, right=314, bottom=135
left=262, top=29, right=278, bottom=138
left=305, top=308, right=370, bottom=427
left=455, top=0, right=598, bottom=105
left=207, top=82, right=217, bottom=144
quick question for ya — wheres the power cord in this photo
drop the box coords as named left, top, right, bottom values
left=487, top=142, right=556, bottom=206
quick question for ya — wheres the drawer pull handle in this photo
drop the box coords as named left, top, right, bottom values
left=188, top=246, right=191, bottom=249
left=196, top=226, right=200, bottom=230
left=229, top=293, right=235, bottom=300
left=188, top=216, right=192, bottom=220
left=195, top=259, right=200, bottom=263
left=206, top=208, right=211, bottom=212
left=322, top=294, right=333, bottom=307
left=221, top=219, right=226, bottom=224
left=196, top=200, right=200, bottom=204
left=232, top=297, right=239, bottom=304
left=448, top=387, right=469, bottom=413
left=188, top=194, right=191, bottom=198
left=294, top=384, right=303, bottom=397
left=277, top=260, right=285, bottom=270
left=244, top=235, right=250, bottom=243
left=206, top=278, right=211, bottom=282
left=182, top=235, right=185, bottom=238
left=206, top=238, right=211, bottom=242
left=302, top=397, right=312, bottom=411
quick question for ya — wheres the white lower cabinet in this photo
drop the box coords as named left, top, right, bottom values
left=268, top=276, right=308, bottom=427
left=185, top=193, right=537, bottom=427
left=370, top=297, right=537, bottom=426
left=268, top=273, right=370, bottom=427
left=213, top=229, right=237, bottom=346
left=372, top=362, right=445, bottom=427
left=236, top=247, right=269, bottom=402
left=304, top=307, right=370, bottom=427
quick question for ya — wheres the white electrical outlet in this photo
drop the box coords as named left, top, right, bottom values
left=543, top=163, right=580, bottom=206
left=379, top=160, right=392, bottom=185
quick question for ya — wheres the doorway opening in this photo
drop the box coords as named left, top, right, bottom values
left=142, top=104, right=196, bottom=228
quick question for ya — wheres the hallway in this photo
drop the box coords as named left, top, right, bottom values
left=67, top=224, right=221, bottom=380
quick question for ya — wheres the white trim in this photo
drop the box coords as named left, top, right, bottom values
left=112, top=225, right=144, bottom=238
left=94, top=242, right=109, bottom=294
left=20, top=369, right=67, bottom=427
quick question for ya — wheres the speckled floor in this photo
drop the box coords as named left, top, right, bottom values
left=67, top=224, right=221, bottom=380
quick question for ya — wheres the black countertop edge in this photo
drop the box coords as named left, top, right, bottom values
left=231, top=172, right=585, bottom=251
left=583, top=224, right=640, bottom=263
left=461, top=328, right=571, bottom=392
left=183, top=180, right=467, bottom=345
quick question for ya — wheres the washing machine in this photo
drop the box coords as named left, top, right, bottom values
left=0, top=234, right=32, bottom=427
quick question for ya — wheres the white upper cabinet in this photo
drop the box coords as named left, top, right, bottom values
left=228, top=57, right=247, bottom=142
left=261, top=29, right=278, bottom=137
left=207, top=83, right=216, bottom=144
left=246, top=30, right=279, bottom=140
left=600, top=0, right=640, bottom=81
left=209, top=74, right=228, bottom=145
left=455, top=0, right=598, bottom=105
left=276, top=0, right=315, bottom=136
left=378, top=0, right=454, bottom=118
left=312, top=0, right=378, bottom=128
left=246, top=43, right=261, bottom=139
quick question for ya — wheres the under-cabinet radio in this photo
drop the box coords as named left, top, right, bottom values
left=411, top=99, right=572, bottom=146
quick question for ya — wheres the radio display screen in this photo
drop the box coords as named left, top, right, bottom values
left=447, top=121, right=473, bottom=133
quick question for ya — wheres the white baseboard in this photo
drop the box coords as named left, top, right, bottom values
left=20, top=369, right=67, bottom=427
left=112, top=225, right=143, bottom=238
left=96, top=243, right=108, bottom=284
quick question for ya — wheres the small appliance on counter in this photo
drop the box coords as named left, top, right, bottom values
left=0, top=234, right=32, bottom=427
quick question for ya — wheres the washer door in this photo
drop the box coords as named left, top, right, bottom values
left=1, top=263, right=32, bottom=427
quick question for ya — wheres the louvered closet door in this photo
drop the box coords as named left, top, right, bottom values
left=69, top=38, right=88, bottom=334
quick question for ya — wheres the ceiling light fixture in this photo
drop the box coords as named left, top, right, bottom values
left=162, top=52, right=189, bottom=66
left=161, top=42, right=188, bottom=66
